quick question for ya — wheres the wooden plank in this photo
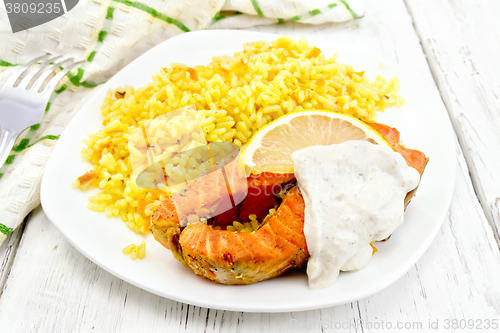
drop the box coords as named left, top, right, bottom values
left=404, top=0, right=500, bottom=244
left=0, top=217, right=26, bottom=297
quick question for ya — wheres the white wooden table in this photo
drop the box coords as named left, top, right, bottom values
left=1, top=0, right=500, bottom=331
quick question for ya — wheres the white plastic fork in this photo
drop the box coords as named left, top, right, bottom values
left=0, top=54, right=84, bottom=168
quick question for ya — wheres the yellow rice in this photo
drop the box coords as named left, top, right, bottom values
left=122, top=241, right=146, bottom=259
left=75, top=36, right=403, bottom=235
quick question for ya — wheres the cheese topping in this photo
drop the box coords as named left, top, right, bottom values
left=291, top=141, right=420, bottom=290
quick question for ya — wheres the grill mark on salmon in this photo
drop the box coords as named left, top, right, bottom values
left=267, top=198, right=307, bottom=251
left=206, top=228, right=220, bottom=263
left=269, top=216, right=303, bottom=248
left=225, top=229, right=255, bottom=261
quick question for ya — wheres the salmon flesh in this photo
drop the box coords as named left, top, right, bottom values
left=150, top=121, right=427, bottom=285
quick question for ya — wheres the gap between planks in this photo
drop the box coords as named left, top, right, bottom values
left=0, top=213, right=29, bottom=297
left=402, top=0, right=500, bottom=249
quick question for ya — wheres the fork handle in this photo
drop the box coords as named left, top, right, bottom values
left=0, top=130, right=18, bottom=169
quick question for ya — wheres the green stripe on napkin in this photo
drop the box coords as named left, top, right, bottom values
left=112, top=0, right=191, bottom=32
left=106, top=6, right=115, bottom=20
left=339, top=0, right=358, bottom=18
left=250, top=0, right=264, bottom=17
left=290, top=3, right=338, bottom=22
left=12, top=135, right=60, bottom=154
left=87, top=51, right=96, bottom=62
left=0, top=134, right=60, bottom=180
left=13, top=138, right=30, bottom=152
left=0, top=223, right=13, bottom=236
left=212, top=11, right=226, bottom=22
left=27, top=135, right=60, bottom=147
left=0, top=59, right=18, bottom=66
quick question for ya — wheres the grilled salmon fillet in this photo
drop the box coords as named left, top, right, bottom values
left=150, top=121, right=427, bottom=285
left=368, top=122, right=428, bottom=207
left=166, top=155, right=248, bottom=227
left=179, top=186, right=307, bottom=284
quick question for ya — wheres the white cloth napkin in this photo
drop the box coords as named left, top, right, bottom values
left=0, top=0, right=363, bottom=243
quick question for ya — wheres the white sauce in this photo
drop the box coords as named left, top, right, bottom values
left=290, top=141, right=420, bottom=290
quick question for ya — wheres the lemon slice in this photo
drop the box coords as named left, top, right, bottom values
left=240, top=110, right=389, bottom=174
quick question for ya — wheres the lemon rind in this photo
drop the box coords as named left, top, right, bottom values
left=240, top=110, right=389, bottom=174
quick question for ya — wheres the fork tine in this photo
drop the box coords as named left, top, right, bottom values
left=39, top=60, right=85, bottom=95
left=30, top=57, right=73, bottom=91
left=17, top=55, right=65, bottom=90
left=4, top=54, right=51, bottom=87
left=29, top=57, right=75, bottom=93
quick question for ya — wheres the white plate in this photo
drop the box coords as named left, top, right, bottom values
left=41, top=30, right=456, bottom=312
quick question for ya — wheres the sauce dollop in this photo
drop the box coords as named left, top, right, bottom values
left=291, top=141, right=420, bottom=290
